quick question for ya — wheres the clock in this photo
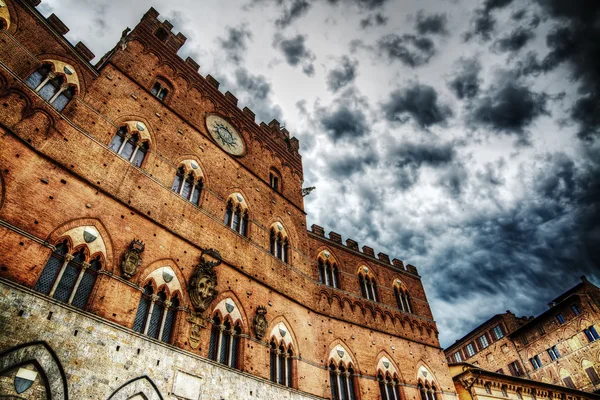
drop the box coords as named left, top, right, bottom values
left=205, top=114, right=245, bottom=156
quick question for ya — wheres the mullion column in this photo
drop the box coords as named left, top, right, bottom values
left=67, top=261, right=90, bottom=304
left=48, top=254, right=74, bottom=297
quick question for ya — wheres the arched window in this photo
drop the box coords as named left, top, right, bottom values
left=270, top=339, right=294, bottom=387
left=269, top=168, right=282, bottom=192
left=109, top=126, right=149, bottom=167
left=209, top=315, right=241, bottom=369
left=359, top=272, right=378, bottom=302
left=420, top=383, right=436, bottom=400
left=132, top=284, right=179, bottom=344
left=172, top=166, right=203, bottom=206
left=318, top=258, right=340, bottom=289
left=394, top=280, right=412, bottom=313
left=270, top=227, right=289, bottom=263
left=33, top=240, right=101, bottom=310
left=151, top=79, right=170, bottom=102
left=224, top=193, right=249, bottom=237
left=329, top=362, right=357, bottom=400
left=379, top=373, right=401, bottom=400
left=26, top=63, right=77, bottom=111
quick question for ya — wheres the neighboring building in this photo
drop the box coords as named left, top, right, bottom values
left=449, top=363, right=600, bottom=400
left=445, top=277, right=600, bottom=394
left=0, top=1, right=456, bottom=399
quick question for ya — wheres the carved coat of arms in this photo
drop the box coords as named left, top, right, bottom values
left=189, top=249, right=221, bottom=314
left=121, top=239, right=144, bottom=279
left=253, top=306, right=268, bottom=339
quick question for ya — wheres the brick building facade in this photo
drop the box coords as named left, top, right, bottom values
left=0, top=1, right=456, bottom=398
left=444, top=277, right=600, bottom=394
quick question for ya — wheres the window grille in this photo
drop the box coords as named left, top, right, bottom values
left=161, top=297, right=179, bottom=343
left=209, top=316, right=241, bottom=369
left=71, top=256, right=101, bottom=309
left=479, top=334, right=489, bottom=349
left=147, top=291, right=167, bottom=339
left=53, top=249, right=85, bottom=303
left=133, top=284, right=153, bottom=333
left=34, top=241, right=68, bottom=294
left=492, top=325, right=504, bottom=340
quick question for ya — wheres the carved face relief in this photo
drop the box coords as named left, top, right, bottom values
left=189, top=249, right=222, bottom=313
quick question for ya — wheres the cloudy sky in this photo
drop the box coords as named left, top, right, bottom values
left=38, top=0, right=599, bottom=347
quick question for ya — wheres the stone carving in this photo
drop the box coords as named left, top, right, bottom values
left=188, top=249, right=221, bottom=313
left=121, top=239, right=145, bottom=279
left=253, top=306, right=268, bottom=339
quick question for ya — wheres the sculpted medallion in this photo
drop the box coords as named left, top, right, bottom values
left=121, top=239, right=145, bottom=279
left=188, top=248, right=221, bottom=313
left=253, top=306, right=268, bottom=339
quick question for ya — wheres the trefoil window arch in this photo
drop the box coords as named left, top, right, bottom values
left=132, top=283, right=180, bottom=344
left=34, top=239, right=102, bottom=309
left=358, top=270, right=378, bottom=302
left=172, top=164, right=203, bottom=206
left=209, top=314, right=242, bottom=369
left=329, top=361, right=357, bottom=400
left=269, top=223, right=289, bottom=263
left=394, top=280, right=412, bottom=313
left=109, top=126, right=149, bottom=167
left=26, top=63, right=77, bottom=111
left=318, top=253, right=340, bottom=289
left=270, top=339, right=294, bottom=388
left=379, top=372, right=401, bottom=400
left=224, top=200, right=248, bottom=237
left=419, top=383, right=437, bottom=400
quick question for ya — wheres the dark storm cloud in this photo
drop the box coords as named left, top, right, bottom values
left=326, top=56, right=358, bottom=93
left=464, top=0, right=514, bottom=41
left=447, top=58, right=482, bottom=100
left=414, top=11, right=448, bottom=36
left=388, top=141, right=457, bottom=189
left=328, top=146, right=379, bottom=178
left=327, top=0, right=389, bottom=10
left=382, top=83, right=452, bottom=129
left=492, top=27, right=535, bottom=53
left=360, top=13, right=388, bottom=29
left=320, top=105, right=369, bottom=142
left=437, top=164, right=469, bottom=198
left=218, top=25, right=252, bottom=64
left=428, top=148, right=600, bottom=313
left=528, top=0, right=600, bottom=141
left=376, top=34, right=436, bottom=67
left=275, top=0, right=312, bottom=28
left=467, top=72, right=552, bottom=144
left=233, top=68, right=283, bottom=122
left=274, top=34, right=316, bottom=76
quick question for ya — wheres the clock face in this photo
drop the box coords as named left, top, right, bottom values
left=205, top=115, right=245, bottom=156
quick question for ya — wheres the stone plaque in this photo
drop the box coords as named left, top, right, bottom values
left=173, top=370, right=202, bottom=399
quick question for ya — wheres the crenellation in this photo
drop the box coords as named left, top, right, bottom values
left=242, top=106, right=255, bottom=121
left=328, top=231, right=342, bottom=243
left=362, top=245, right=375, bottom=257
left=392, top=258, right=405, bottom=270
left=406, top=264, right=419, bottom=275
left=205, top=74, right=220, bottom=89
left=377, top=252, right=391, bottom=264
left=47, top=13, right=69, bottom=35
left=311, top=224, right=325, bottom=236
left=185, top=56, right=200, bottom=72
left=225, top=91, right=238, bottom=106
left=346, top=238, right=359, bottom=251
left=75, top=41, right=95, bottom=62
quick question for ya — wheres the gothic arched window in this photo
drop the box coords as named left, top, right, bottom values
left=26, top=63, right=77, bottom=111
left=225, top=201, right=248, bottom=236
left=109, top=127, right=149, bottom=167
left=329, top=362, right=357, bottom=400
left=319, top=259, right=340, bottom=289
left=379, top=373, right=401, bottom=400
left=270, top=226, right=289, bottom=263
left=359, top=272, right=378, bottom=302
left=34, top=240, right=101, bottom=310
left=209, top=315, right=242, bottom=369
left=394, top=280, right=412, bottom=313
left=172, top=166, right=203, bottom=206
left=270, top=339, right=294, bottom=388
left=132, top=284, right=179, bottom=344
left=419, top=383, right=436, bottom=400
